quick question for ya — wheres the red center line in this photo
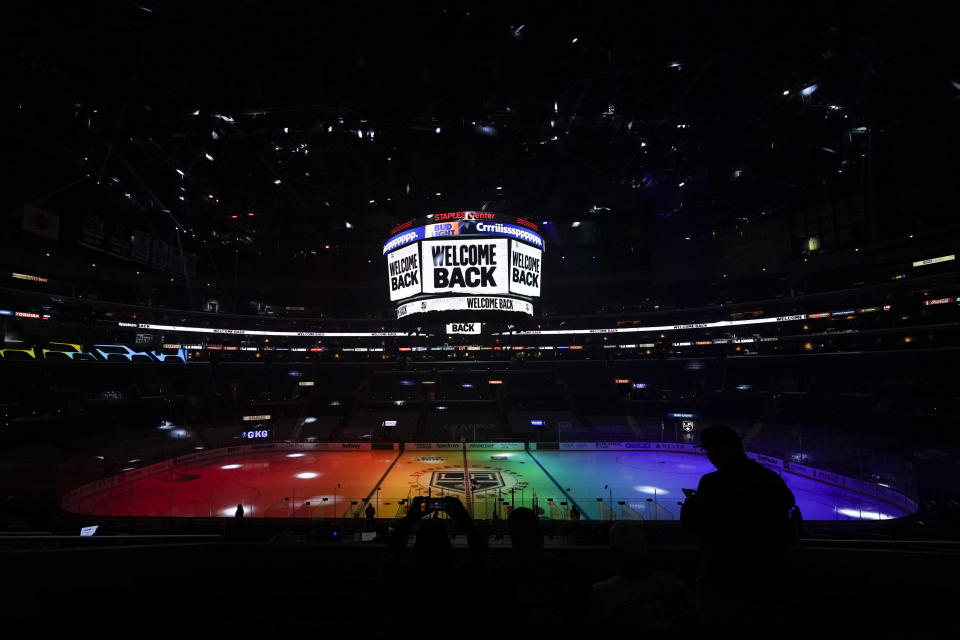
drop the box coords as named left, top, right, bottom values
left=462, top=448, right=473, bottom=518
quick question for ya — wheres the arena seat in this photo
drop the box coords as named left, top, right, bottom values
left=339, top=408, right=419, bottom=441
left=422, top=405, right=503, bottom=441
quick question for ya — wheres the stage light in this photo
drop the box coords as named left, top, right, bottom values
left=296, top=472, right=319, bottom=479
left=286, top=453, right=305, bottom=458
left=221, top=464, right=241, bottom=470
left=801, top=83, right=818, bottom=96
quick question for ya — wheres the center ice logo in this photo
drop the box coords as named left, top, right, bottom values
left=429, top=470, right=505, bottom=494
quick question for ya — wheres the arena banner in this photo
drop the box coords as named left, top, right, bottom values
left=504, top=314, right=808, bottom=336
left=151, top=238, right=169, bottom=269
left=421, top=238, right=510, bottom=295
left=131, top=230, right=151, bottom=263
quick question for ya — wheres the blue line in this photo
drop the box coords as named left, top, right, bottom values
left=526, top=450, right=590, bottom=521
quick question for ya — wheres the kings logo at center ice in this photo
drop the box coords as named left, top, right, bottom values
left=429, top=470, right=506, bottom=494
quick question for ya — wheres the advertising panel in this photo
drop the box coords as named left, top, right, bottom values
left=421, top=238, right=509, bottom=295
left=382, top=227, right=425, bottom=255
left=509, top=240, right=542, bottom=297
left=425, top=221, right=460, bottom=237
left=386, top=242, right=423, bottom=301
left=382, top=218, right=544, bottom=255
left=467, top=221, right=544, bottom=249
left=912, top=254, right=955, bottom=267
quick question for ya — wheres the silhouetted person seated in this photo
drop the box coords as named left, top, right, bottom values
left=681, top=424, right=796, bottom=625
left=490, top=507, right=587, bottom=627
left=234, top=504, right=244, bottom=518
left=592, top=521, right=698, bottom=629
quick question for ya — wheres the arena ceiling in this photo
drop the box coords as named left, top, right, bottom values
left=15, top=2, right=958, bottom=275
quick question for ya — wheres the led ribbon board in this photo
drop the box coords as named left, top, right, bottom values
left=397, top=296, right=533, bottom=318
left=122, top=308, right=884, bottom=339
left=382, top=217, right=544, bottom=255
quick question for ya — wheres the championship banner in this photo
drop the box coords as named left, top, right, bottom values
left=151, top=238, right=170, bottom=269
left=21, top=206, right=60, bottom=247
left=131, top=230, right=152, bottom=263
left=169, top=246, right=184, bottom=273
left=78, top=214, right=105, bottom=251
left=397, top=295, right=533, bottom=318
left=108, top=229, right=132, bottom=259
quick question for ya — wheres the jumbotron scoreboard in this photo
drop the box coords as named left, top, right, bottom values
left=383, top=211, right=544, bottom=321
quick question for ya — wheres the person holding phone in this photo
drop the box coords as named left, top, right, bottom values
left=681, top=424, right=796, bottom=626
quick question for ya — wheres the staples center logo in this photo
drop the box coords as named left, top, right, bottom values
left=433, top=211, right=496, bottom=222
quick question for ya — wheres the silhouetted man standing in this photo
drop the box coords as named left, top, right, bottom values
left=681, top=424, right=796, bottom=626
